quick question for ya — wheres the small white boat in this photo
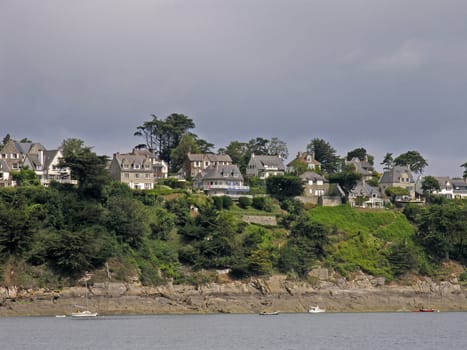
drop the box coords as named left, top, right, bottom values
left=259, top=311, right=280, bottom=316
left=309, top=305, right=325, bottom=313
left=71, top=309, right=98, bottom=318
left=71, top=279, right=98, bottom=318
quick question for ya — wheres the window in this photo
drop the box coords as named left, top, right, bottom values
left=135, top=173, right=140, bottom=178
left=145, top=173, right=150, bottom=179
left=124, top=173, right=130, bottom=178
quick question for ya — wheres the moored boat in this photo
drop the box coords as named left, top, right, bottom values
left=259, top=311, right=280, bottom=315
left=309, top=305, right=325, bottom=313
left=416, top=308, right=439, bottom=312
left=71, top=309, right=98, bottom=318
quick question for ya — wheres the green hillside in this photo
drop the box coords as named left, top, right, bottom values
left=308, top=205, right=418, bottom=279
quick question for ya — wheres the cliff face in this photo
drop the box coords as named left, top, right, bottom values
left=1, top=270, right=465, bottom=316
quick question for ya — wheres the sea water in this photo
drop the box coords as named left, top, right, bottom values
left=0, top=312, right=466, bottom=350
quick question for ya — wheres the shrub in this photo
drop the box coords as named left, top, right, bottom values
left=222, top=196, right=233, bottom=209
left=238, top=196, right=252, bottom=209
left=252, top=196, right=274, bottom=212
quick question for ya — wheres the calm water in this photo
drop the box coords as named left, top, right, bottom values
left=0, top=312, right=466, bottom=350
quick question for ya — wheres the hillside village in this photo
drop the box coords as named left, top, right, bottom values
left=1, top=137, right=466, bottom=206
left=1, top=134, right=466, bottom=315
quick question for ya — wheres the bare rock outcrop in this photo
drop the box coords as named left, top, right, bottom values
left=1, top=271, right=466, bottom=316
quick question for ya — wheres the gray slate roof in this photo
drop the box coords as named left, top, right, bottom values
left=249, top=155, right=285, bottom=170
left=187, top=153, right=232, bottom=163
left=380, top=166, right=414, bottom=184
left=300, top=171, right=327, bottom=182
left=202, top=164, right=243, bottom=181
left=350, top=180, right=379, bottom=197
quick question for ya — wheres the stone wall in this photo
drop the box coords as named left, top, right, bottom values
left=242, top=216, right=277, bottom=226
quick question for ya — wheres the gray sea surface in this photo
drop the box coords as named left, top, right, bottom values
left=0, top=312, right=466, bottom=350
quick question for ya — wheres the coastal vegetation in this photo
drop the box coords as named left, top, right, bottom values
left=0, top=171, right=465, bottom=288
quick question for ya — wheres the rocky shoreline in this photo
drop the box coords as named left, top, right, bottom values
left=1, top=272, right=466, bottom=316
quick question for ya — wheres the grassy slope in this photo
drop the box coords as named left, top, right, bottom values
left=308, top=205, right=415, bottom=278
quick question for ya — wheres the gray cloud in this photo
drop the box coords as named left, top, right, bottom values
left=1, top=0, right=466, bottom=176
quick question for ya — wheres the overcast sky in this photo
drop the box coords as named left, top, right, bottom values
left=1, top=0, right=467, bottom=176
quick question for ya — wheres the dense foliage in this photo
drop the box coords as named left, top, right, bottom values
left=0, top=178, right=465, bottom=287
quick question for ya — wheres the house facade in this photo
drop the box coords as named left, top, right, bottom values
left=346, top=157, right=374, bottom=181
left=193, top=164, right=249, bottom=198
left=109, top=149, right=168, bottom=190
left=287, top=151, right=321, bottom=174
left=185, top=153, right=232, bottom=179
left=0, top=139, right=74, bottom=186
left=349, top=180, right=384, bottom=208
left=300, top=171, right=328, bottom=199
left=0, top=159, right=15, bottom=187
left=417, top=176, right=467, bottom=199
left=246, top=154, right=286, bottom=179
left=379, top=165, right=416, bottom=198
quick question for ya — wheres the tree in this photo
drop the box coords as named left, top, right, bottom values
left=278, top=214, right=329, bottom=276
left=135, top=113, right=199, bottom=170
left=288, top=158, right=309, bottom=176
left=421, top=176, right=440, bottom=194
left=385, top=186, right=410, bottom=202
left=105, top=197, right=149, bottom=248
left=461, top=162, right=467, bottom=179
left=394, top=151, right=428, bottom=174
left=159, top=113, right=195, bottom=167
left=11, top=167, right=40, bottom=186
left=0, top=134, right=10, bottom=148
left=266, top=175, right=304, bottom=200
left=45, top=227, right=112, bottom=277
left=381, top=153, right=394, bottom=171
left=134, top=114, right=162, bottom=151
left=219, top=141, right=249, bottom=173
left=346, top=147, right=368, bottom=161
left=327, top=164, right=362, bottom=196
left=170, top=134, right=201, bottom=173
left=417, top=202, right=467, bottom=262
left=307, top=138, right=340, bottom=174
left=60, top=138, right=111, bottom=200
left=0, top=202, right=37, bottom=256
left=266, top=137, right=289, bottom=160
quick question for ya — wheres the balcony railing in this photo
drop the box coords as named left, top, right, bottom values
left=203, top=184, right=250, bottom=192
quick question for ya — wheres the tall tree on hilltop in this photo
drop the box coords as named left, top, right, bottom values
left=346, top=147, right=367, bottom=161
left=134, top=114, right=161, bottom=151
left=1, top=133, right=11, bottom=148
left=170, top=134, right=201, bottom=173
left=394, top=151, right=428, bottom=174
left=219, top=141, right=249, bottom=173
left=135, top=113, right=209, bottom=170
left=267, top=137, right=289, bottom=160
left=461, top=162, right=467, bottom=179
left=307, top=138, right=340, bottom=174
left=381, top=152, right=394, bottom=171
